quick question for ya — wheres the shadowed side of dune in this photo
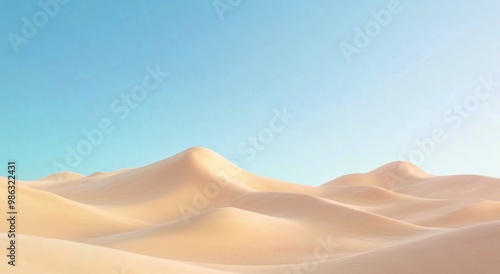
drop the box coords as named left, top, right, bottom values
left=0, top=181, right=150, bottom=240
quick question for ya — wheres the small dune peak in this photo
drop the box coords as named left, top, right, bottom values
left=370, top=161, right=430, bottom=179
left=181, top=146, right=243, bottom=165
left=323, top=162, right=431, bottom=191
left=173, top=146, right=226, bottom=167
left=36, top=171, right=84, bottom=182
left=151, top=146, right=242, bottom=178
left=88, top=171, right=108, bottom=177
left=181, top=146, right=219, bottom=159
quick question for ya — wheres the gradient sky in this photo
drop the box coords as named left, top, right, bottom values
left=1, top=0, right=500, bottom=185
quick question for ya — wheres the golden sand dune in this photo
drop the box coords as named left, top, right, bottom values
left=2, top=147, right=500, bottom=273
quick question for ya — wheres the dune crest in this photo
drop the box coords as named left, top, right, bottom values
left=2, top=147, right=500, bottom=273
left=35, top=171, right=84, bottom=182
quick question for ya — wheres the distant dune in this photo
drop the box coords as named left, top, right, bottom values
left=2, top=147, right=500, bottom=273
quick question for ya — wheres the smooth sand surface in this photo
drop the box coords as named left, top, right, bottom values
left=2, top=147, right=500, bottom=273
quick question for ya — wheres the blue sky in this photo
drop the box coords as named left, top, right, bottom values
left=1, top=0, right=500, bottom=185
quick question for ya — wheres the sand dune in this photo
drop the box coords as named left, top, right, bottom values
left=0, top=234, right=233, bottom=274
left=2, top=147, right=500, bottom=273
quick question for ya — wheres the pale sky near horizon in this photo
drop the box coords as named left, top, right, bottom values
left=1, top=0, right=500, bottom=185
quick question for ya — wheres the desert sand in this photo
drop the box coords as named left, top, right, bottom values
left=1, top=147, right=500, bottom=273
